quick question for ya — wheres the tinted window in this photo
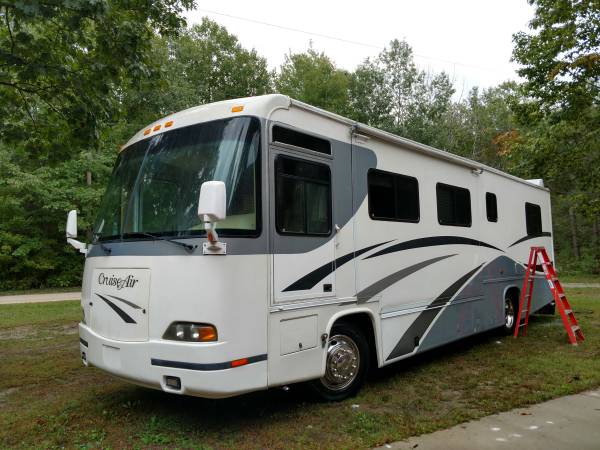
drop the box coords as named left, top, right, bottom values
left=368, top=169, right=419, bottom=222
left=486, top=192, right=498, bottom=222
left=273, top=125, right=331, bottom=155
left=436, top=183, right=471, bottom=227
left=276, top=156, right=331, bottom=235
left=525, top=202, right=542, bottom=235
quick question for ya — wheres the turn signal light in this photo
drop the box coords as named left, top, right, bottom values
left=231, top=105, right=244, bottom=113
left=163, top=322, right=218, bottom=342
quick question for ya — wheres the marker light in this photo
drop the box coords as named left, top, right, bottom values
left=231, top=358, right=248, bottom=368
left=143, top=128, right=151, bottom=135
left=165, top=120, right=174, bottom=128
left=153, top=124, right=161, bottom=131
left=231, top=105, right=244, bottom=113
left=163, top=322, right=218, bottom=342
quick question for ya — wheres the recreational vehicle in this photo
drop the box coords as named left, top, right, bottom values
left=68, top=94, right=554, bottom=400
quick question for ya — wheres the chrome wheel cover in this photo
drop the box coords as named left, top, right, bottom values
left=321, top=334, right=360, bottom=391
left=505, top=297, right=515, bottom=329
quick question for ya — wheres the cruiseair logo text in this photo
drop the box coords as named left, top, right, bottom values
left=97, top=273, right=139, bottom=290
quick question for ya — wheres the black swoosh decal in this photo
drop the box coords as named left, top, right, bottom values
left=508, top=232, right=552, bottom=248
left=106, top=294, right=141, bottom=310
left=96, top=293, right=137, bottom=324
left=357, top=254, right=457, bottom=303
left=364, top=236, right=502, bottom=260
left=282, top=240, right=393, bottom=292
left=386, top=264, right=484, bottom=361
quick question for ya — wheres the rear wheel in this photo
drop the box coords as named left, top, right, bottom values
left=309, top=323, right=369, bottom=401
left=503, top=294, right=518, bottom=335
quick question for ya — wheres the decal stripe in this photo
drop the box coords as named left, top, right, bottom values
left=282, top=240, right=393, bottom=292
left=357, top=254, right=457, bottom=303
left=151, top=354, right=268, bottom=371
left=106, top=294, right=141, bottom=310
left=96, top=293, right=137, bottom=324
left=508, top=232, right=552, bottom=248
left=364, top=236, right=502, bottom=260
left=386, top=264, right=484, bottom=361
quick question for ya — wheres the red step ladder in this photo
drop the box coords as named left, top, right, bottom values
left=514, top=246, right=584, bottom=345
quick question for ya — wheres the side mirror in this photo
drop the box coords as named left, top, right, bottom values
left=197, top=181, right=226, bottom=223
left=66, top=210, right=78, bottom=238
left=197, top=181, right=226, bottom=248
left=66, top=210, right=87, bottom=254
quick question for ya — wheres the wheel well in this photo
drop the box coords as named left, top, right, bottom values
left=332, top=313, right=378, bottom=367
left=505, top=286, right=520, bottom=305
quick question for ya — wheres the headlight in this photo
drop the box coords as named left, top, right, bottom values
left=163, top=322, right=218, bottom=342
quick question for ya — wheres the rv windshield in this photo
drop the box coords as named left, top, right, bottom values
left=94, top=117, right=261, bottom=241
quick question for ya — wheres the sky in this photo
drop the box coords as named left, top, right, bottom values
left=185, top=0, right=535, bottom=96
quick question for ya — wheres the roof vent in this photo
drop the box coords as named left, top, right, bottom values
left=526, top=179, right=545, bottom=187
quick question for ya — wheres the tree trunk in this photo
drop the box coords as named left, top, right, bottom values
left=568, top=206, right=580, bottom=260
left=86, top=170, right=92, bottom=186
left=593, top=216, right=599, bottom=247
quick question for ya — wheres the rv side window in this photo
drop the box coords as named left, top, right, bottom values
left=368, top=169, right=419, bottom=222
left=436, top=183, right=471, bottom=227
left=525, top=202, right=542, bottom=235
left=486, top=192, right=498, bottom=222
left=275, top=156, right=331, bottom=235
left=272, top=125, right=331, bottom=155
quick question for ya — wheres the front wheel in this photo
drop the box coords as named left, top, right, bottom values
left=309, top=323, right=369, bottom=401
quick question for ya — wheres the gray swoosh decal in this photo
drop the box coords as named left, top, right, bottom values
left=357, top=254, right=457, bottom=303
left=386, top=263, right=484, bottom=361
left=106, top=294, right=141, bottom=310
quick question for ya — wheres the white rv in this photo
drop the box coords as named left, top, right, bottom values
left=68, top=95, right=554, bottom=400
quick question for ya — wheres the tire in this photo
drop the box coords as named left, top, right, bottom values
left=502, top=293, right=518, bottom=335
left=309, top=323, right=370, bottom=401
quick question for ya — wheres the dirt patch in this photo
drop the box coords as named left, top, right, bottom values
left=0, top=387, right=19, bottom=406
left=0, top=322, right=77, bottom=340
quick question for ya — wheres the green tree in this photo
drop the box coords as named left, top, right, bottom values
left=276, top=47, right=351, bottom=115
left=512, top=0, right=600, bottom=113
left=0, top=0, right=195, bottom=164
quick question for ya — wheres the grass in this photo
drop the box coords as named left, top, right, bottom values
left=560, top=274, right=600, bottom=284
left=1, top=289, right=599, bottom=449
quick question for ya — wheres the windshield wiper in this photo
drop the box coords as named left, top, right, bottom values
left=92, top=232, right=112, bottom=255
left=133, top=232, right=198, bottom=252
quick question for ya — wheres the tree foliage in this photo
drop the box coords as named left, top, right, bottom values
left=512, top=0, right=600, bottom=113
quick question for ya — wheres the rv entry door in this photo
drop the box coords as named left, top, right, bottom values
left=270, top=146, right=336, bottom=303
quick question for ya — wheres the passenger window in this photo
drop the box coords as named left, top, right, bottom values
left=368, top=169, right=419, bottom=222
left=273, top=125, right=331, bottom=155
left=486, top=192, right=498, bottom=222
left=525, top=202, right=542, bottom=235
left=275, top=156, right=331, bottom=235
left=436, top=183, right=471, bottom=227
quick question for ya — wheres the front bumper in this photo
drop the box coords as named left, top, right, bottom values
left=78, top=324, right=267, bottom=398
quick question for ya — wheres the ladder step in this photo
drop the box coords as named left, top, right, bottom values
left=564, top=309, right=572, bottom=315
left=558, top=292, right=565, bottom=298
left=571, top=325, right=580, bottom=333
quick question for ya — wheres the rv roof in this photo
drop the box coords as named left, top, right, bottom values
left=125, top=94, right=548, bottom=192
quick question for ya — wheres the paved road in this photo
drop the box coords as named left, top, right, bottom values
left=563, top=283, right=600, bottom=288
left=0, top=291, right=80, bottom=305
left=375, top=389, right=600, bottom=450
